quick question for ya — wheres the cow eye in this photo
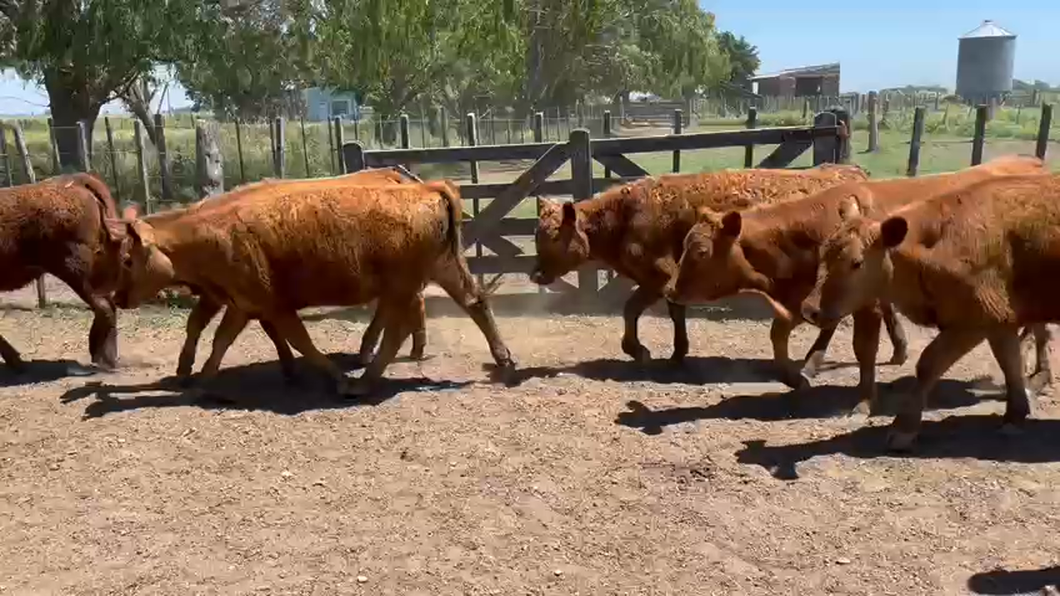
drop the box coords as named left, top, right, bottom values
left=851, top=259, right=863, bottom=271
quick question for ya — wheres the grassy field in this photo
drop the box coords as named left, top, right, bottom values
left=1, top=105, right=1056, bottom=217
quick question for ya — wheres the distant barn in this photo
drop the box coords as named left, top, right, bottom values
left=750, top=63, right=841, bottom=98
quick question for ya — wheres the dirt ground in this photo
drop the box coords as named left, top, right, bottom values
left=1, top=278, right=1059, bottom=596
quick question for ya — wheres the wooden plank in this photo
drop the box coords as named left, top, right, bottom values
left=75, top=121, right=90, bottom=172
left=154, top=114, right=173, bottom=201
left=462, top=143, right=570, bottom=246
left=907, top=107, right=926, bottom=177
left=333, top=117, right=346, bottom=174
left=359, top=140, right=558, bottom=166
left=457, top=176, right=637, bottom=200
left=133, top=120, right=151, bottom=213
left=593, top=154, right=650, bottom=178
left=464, top=218, right=537, bottom=237
left=757, top=139, right=812, bottom=169
left=744, top=107, right=757, bottom=168
left=104, top=117, right=121, bottom=202
left=273, top=116, right=286, bottom=178
left=672, top=109, right=682, bottom=172
left=591, top=125, right=840, bottom=156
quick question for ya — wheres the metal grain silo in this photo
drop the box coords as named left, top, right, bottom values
left=955, top=20, right=1016, bottom=104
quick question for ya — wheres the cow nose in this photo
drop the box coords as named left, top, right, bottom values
left=801, top=303, right=820, bottom=325
left=530, top=269, right=551, bottom=285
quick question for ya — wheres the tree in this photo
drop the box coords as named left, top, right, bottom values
left=0, top=0, right=198, bottom=167
left=716, top=30, right=760, bottom=88
left=176, top=0, right=316, bottom=122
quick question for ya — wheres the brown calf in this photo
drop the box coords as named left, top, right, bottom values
left=801, top=173, right=1060, bottom=450
left=131, top=168, right=429, bottom=382
left=531, top=163, right=869, bottom=362
left=113, top=179, right=514, bottom=396
left=0, top=172, right=124, bottom=370
left=664, top=155, right=1049, bottom=404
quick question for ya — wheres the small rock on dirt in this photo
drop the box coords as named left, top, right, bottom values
left=835, top=557, right=852, bottom=565
left=356, top=575, right=368, bottom=583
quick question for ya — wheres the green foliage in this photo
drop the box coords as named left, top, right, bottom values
left=715, top=30, right=759, bottom=87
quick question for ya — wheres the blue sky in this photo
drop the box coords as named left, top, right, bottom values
left=0, top=3, right=1056, bottom=116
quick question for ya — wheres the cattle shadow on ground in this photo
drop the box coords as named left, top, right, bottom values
left=508, top=355, right=783, bottom=387
left=302, top=292, right=778, bottom=323
left=0, top=359, right=104, bottom=388
left=735, top=414, right=1060, bottom=479
left=967, top=566, right=1060, bottom=595
left=615, top=377, right=998, bottom=435
left=57, top=353, right=473, bottom=419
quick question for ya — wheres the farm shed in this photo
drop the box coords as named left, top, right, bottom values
left=303, top=87, right=361, bottom=122
left=750, top=63, right=841, bottom=98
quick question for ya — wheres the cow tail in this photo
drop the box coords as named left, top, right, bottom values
left=431, top=180, right=463, bottom=259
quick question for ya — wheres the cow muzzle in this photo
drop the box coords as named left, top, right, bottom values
left=530, top=269, right=554, bottom=286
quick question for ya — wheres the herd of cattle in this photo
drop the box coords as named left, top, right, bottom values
left=1, top=153, right=1058, bottom=452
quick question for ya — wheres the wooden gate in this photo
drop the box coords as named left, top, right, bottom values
left=343, top=109, right=851, bottom=308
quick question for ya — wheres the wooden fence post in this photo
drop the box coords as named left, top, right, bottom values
left=103, top=117, right=120, bottom=202
left=602, top=110, right=612, bottom=178
left=11, top=123, right=46, bottom=306
left=570, top=128, right=596, bottom=302
left=672, top=109, right=683, bottom=173
left=333, top=117, right=346, bottom=174
left=419, top=106, right=428, bottom=148
left=299, top=117, right=311, bottom=177
left=744, top=107, right=758, bottom=168
left=153, top=114, right=173, bottom=202
left=399, top=113, right=411, bottom=148
left=533, top=112, right=544, bottom=142
left=465, top=113, right=479, bottom=183
left=830, top=107, right=852, bottom=163
left=438, top=106, right=449, bottom=147
left=235, top=120, right=247, bottom=183
left=812, top=111, right=840, bottom=165
left=867, top=91, right=879, bottom=152
left=0, top=124, right=12, bottom=186
left=344, top=141, right=366, bottom=173
left=75, top=121, right=90, bottom=172
left=1036, top=103, right=1053, bottom=160
left=907, top=107, right=926, bottom=177
left=195, top=119, right=224, bottom=199
left=971, top=104, right=988, bottom=166
left=326, top=118, right=336, bottom=174
left=133, top=120, right=151, bottom=214
left=46, top=118, right=61, bottom=174
left=273, top=116, right=286, bottom=178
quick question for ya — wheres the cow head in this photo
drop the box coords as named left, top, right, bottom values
left=111, top=206, right=177, bottom=309
left=531, top=198, right=590, bottom=285
left=665, top=208, right=767, bottom=303
left=801, top=196, right=904, bottom=327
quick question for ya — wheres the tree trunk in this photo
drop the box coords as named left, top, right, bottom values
left=44, top=71, right=102, bottom=171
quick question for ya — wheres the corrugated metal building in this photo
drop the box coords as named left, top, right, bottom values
left=749, top=63, right=841, bottom=98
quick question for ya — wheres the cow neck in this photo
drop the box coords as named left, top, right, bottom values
left=143, top=213, right=215, bottom=286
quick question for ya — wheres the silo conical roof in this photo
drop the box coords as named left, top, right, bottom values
left=960, top=20, right=1015, bottom=39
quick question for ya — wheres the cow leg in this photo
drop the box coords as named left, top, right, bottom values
left=197, top=307, right=252, bottom=381
left=888, top=328, right=986, bottom=452
left=59, top=273, right=118, bottom=370
left=987, top=327, right=1033, bottom=433
left=849, top=307, right=883, bottom=417
left=409, top=292, right=427, bottom=361
left=881, top=302, right=909, bottom=365
left=266, top=311, right=351, bottom=395
left=666, top=300, right=690, bottom=363
left=621, top=286, right=659, bottom=362
left=799, top=325, right=838, bottom=383
left=177, top=296, right=224, bottom=379
left=432, top=260, right=515, bottom=373
left=350, top=296, right=418, bottom=397
left=770, top=317, right=807, bottom=390
left=358, top=303, right=386, bottom=365
left=259, top=319, right=297, bottom=383
left=1027, top=323, right=1053, bottom=393
left=0, top=334, right=25, bottom=372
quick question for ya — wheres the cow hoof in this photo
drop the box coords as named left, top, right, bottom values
left=621, top=340, right=651, bottom=363
left=339, top=377, right=373, bottom=399
left=888, top=350, right=909, bottom=366
left=885, top=429, right=918, bottom=452
left=492, top=360, right=519, bottom=386
left=1028, top=371, right=1052, bottom=394
left=781, top=371, right=812, bottom=392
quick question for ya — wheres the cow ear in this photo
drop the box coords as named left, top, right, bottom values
left=837, top=194, right=861, bottom=221
left=720, top=211, right=742, bottom=239
left=879, top=217, right=908, bottom=248
left=103, top=218, right=129, bottom=243
left=561, top=201, right=577, bottom=225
